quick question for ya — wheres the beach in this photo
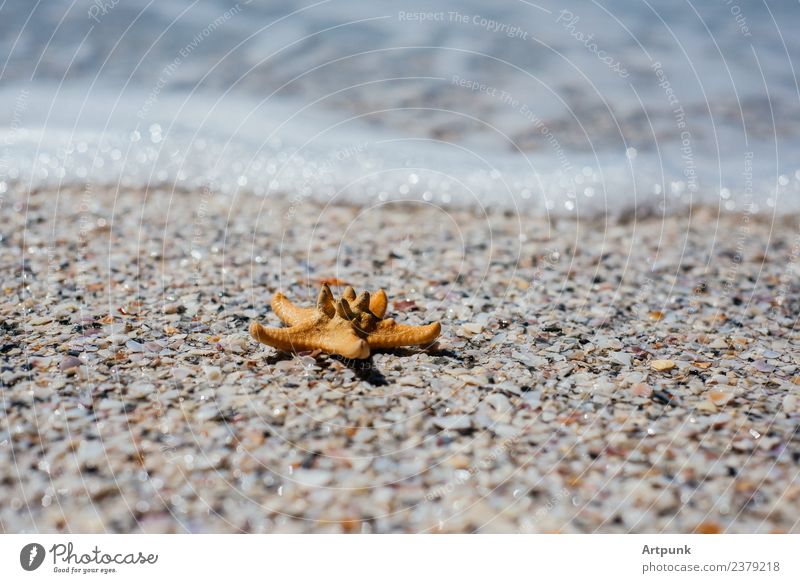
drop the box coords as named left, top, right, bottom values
left=2, top=185, right=798, bottom=533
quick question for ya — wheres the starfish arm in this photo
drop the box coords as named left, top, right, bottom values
left=353, top=290, right=370, bottom=312
left=271, top=292, right=315, bottom=326
left=250, top=319, right=370, bottom=359
left=342, top=286, right=356, bottom=302
left=367, top=319, right=441, bottom=349
left=369, top=289, right=388, bottom=318
left=249, top=320, right=320, bottom=353
left=335, top=298, right=355, bottom=320
left=316, top=284, right=336, bottom=317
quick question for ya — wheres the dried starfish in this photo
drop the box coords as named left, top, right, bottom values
left=249, top=284, right=441, bottom=359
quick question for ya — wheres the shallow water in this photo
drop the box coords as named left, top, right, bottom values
left=1, top=0, right=799, bottom=216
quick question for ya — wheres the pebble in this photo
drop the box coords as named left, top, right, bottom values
left=59, top=355, right=83, bottom=372
left=204, top=366, right=222, bottom=381
left=30, top=356, right=51, bottom=368
left=651, top=359, right=676, bottom=372
left=752, top=360, right=775, bottom=373
left=126, top=339, right=144, bottom=352
left=708, top=389, right=734, bottom=406
left=129, top=382, right=155, bottom=397
left=461, top=322, right=484, bottom=335
left=610, top=351, right=632, bottom=367
left=433, top=416, right=472, bottom=431
left=172, top=367, right=192, bottom=381
left=144, top=341, right=163, bottom=353
left=107, top=334, right=130, bottom=345
left=294, top=469, right=333, bottom=487
left=512, top=352, right=547, bottom=368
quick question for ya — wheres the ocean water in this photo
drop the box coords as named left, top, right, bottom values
left=1, top=0, right=799, bottom=216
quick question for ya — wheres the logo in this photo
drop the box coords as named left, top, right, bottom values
left=20, top=543, right=46, bottom=571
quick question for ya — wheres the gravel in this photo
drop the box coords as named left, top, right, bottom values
left=1, top=185, right=798, bottom=533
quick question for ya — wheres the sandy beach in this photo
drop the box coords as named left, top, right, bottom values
left=1, top=185, right=798, bottom=533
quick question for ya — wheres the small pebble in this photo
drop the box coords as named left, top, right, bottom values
left=651, top=359, right=675, bottom=372
left=708, top=390, right=734, bottom=406
left=433, top=416, right=472, bottom=431
left=126, top=339, right=144, bottom=352
left=610, top=351, right=632, bottom=367
left=461, top=322, right=484, bottom=335
left=203, top=366, right=222, bottom=381
left=59, top=355, right=83, bottom=372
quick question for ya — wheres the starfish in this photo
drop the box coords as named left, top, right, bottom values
left=249, top=284, right=441, bottom=359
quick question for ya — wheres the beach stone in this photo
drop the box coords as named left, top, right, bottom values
left=610, top=352, right=632, bottom=367
left=460, top=322, right=484, bottom=335
left=433, top=416, right=472, bottom=431
left=60, top=355, right=83, bottom=372
left=651, top=359, right=676, bottom=372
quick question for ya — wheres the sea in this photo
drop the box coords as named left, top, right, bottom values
left=1, top=0, right=799, bottom=217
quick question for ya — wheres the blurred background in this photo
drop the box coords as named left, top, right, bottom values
left=1, top=0, right=799, bottom=214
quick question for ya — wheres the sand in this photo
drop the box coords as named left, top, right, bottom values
left=1, top=185, right=798, bottom=533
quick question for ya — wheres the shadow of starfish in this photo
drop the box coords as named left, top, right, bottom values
left=373, top=345, right=457, bottom=360
left=331, top=354, right=388, bottom=386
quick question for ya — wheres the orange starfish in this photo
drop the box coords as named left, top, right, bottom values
left=249, top=284, right=441, bottom=359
